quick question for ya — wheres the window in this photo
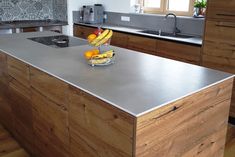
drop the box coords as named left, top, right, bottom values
left=140, top=0, right=195, bottom=16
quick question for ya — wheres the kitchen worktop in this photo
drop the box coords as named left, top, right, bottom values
left=0, top=32, right=233, bottom=116
left=0, top=20, right=68, bottom=29
left=74, top=22, right=202, bottom=45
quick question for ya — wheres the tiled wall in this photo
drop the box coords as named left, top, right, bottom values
left=0, top=0, right=67, bottom=21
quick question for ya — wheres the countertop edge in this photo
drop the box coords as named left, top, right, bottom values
left=0, top=21, right=68, bottom=29
left=136, top=75, right=235, bottom=117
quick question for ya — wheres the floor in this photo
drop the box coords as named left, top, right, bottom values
left=0, top=125, right=29, bottom=157
left=0, top=124, right=234, bottom=157
left=224, top=124, right=235, bottom=157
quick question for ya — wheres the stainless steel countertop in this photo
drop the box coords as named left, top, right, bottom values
left=74, top=22, right=202, bottom=46
left=0, top=32, right=233, bottom=117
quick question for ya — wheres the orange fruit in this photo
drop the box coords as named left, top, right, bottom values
left=84, top=49, right=100, bottom=60
left=87, top=34, right=97, bottom=43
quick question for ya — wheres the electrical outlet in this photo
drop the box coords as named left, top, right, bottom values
left=121, top=16, right=130, bottom=22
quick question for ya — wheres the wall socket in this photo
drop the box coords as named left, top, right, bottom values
left=121, top=16, right=130, bottom=22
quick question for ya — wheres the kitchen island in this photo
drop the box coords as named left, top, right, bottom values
left=0, top=32, right=234, bottom=157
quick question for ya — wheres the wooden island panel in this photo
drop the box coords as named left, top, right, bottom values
left=0, top=52, right=12, bottom=131
left=30, top=67, right=70, bottom=157
left=69, top=86, right=135, bottom=157
left=135, top=78, right=234, bottom=157
left=6, top=56, right=34, bottom=154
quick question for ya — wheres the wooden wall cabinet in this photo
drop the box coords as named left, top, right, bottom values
left=202, top=0, right=235, bottom=118
left=73, top=24, right=201, bottom=65
left=207, top=0, right=235, bottom=20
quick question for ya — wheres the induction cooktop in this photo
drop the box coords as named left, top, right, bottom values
left=28, top=35, right=88, bottom=48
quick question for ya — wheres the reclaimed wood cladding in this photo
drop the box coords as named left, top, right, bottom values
left=0, top=51, right=233, bottom=157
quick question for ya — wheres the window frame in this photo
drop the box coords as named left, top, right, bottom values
left=140, top=0, right=195, bottom=16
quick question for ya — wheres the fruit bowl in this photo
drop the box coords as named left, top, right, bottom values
left=88, top=54, right=115, bottom=67
left=84, top=49, right=115, bottom=66
left=84, top=28, right=115, bottom=66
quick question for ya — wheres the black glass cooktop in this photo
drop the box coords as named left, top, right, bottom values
left=28, top=35, right=87, bottom=48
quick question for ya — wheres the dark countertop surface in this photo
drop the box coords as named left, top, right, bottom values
left=74, top=22, right=202, bottom=46
left=0, top=32, right=233, bottom=117
left=0, top=20, right=68, bottom=29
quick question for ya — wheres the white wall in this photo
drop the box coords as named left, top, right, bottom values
left=96, top=0, right=136, bottom=13
left=64, top=0, right=136, bottom=35
left=64, top=0, right=97, bottom=35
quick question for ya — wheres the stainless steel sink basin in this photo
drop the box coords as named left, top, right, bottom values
left=138, top=30, right=194, bottom=39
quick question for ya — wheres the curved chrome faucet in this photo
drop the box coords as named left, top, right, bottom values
left=165, top=13, right=181, bottom=36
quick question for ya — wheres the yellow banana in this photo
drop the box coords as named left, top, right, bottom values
left=89, top=58, right=111, bottom=65
left=95, top=30, right=113, bottom=47
left=90, top=29, right=110, bottom=45
left=92, top=50, right=114, bottom=59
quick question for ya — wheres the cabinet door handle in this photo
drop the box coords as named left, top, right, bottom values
left=215, top=22, right=235, bottom=28
left=216, top=13, right=235, bottom=17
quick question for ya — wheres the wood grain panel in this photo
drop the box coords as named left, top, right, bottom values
left=32, top=89, right=69, bottom=157
left=157, top=40, right=201, bottom=65
left=135, top=78, right=233, bottom=157
left=7, top=56, right=30, bottom=88
left=69, top=86, right=134, bottom=157
left=0, top=52, right=13, bottom=131
left=202, top=20, right=235, bottom=73
left=111, top=31, right=129, bottom=48
left=30, top=66, right=69, bottom=110
left=73, top=25, right=96, bottom=39
left=204, top=21, right=235, bottom=45
left=22, top=27, right=38, bottom=32
left=207, top=0, right=235, bottom=20
left=127, top=34, right=157, bottom=55
left=7, top=73, right=33, bottom=154
left=231, top=85, right=235, bottom=117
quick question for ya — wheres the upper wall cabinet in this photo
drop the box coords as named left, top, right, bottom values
left=207, top=0, right=235, bottom=20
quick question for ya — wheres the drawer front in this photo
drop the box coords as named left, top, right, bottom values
left=157, top=40, right=201, bottom=65
left=7, top=56, right=30, bottom=88
left=127, top=34, right=157, bottom=54
left=111, top=31, right=129, bottom=48
left=74, top=25, right=96, bottom=39
left=207, top=0, right=235, bottom=20
left=202, top=41, right=235, bottom=74
left=203, top=20, right=235, bottom=73
left=204, top=20, right=235, bottom=44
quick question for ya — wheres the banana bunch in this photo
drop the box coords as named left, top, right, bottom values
left=91, top=50, right=114, bottom=59
left=89, top=50, right=115, bottom=66
left=89, top=29, right=113, bottom=47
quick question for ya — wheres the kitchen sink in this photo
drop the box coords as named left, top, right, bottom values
left=138, top=30, right=194, bottom=39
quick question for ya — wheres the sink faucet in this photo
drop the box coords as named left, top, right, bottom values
left=165, top=13, right=181, bottom=35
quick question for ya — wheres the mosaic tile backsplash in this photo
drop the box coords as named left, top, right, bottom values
left=0, top=0, right=67, bottom=21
